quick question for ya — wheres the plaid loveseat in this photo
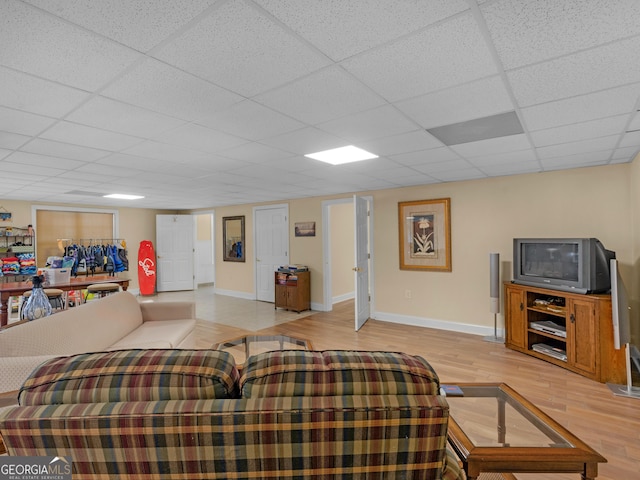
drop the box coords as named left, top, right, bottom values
left=0, top=349, right=465, bottom=480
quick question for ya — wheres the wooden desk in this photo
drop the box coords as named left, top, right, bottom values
left=0, top=276, right=130, bottom=328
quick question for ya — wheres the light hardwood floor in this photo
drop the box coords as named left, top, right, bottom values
left=148, top=287, right=639, bottom=480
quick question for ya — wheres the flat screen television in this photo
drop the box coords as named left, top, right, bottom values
left=512, top=238, right=615, bottom=294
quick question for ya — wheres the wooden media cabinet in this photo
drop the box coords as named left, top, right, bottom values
left=504, top=282, right=626, bottom=383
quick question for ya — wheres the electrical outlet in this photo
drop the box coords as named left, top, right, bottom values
left=405, top=289, right=412, bottom=299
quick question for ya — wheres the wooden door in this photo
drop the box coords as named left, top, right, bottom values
left=567, top=298, right=598, bottom=376
left=505, top=284, right=527, bottom=349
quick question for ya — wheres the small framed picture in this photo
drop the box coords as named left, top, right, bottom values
left=295, top=222, right=316, bottom=237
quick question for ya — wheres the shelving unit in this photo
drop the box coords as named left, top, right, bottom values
left=505, top=282, right=626, bottom=383
left=274, top=270, right=310, bottom=313
left=0, top=227, right=35, bottom=282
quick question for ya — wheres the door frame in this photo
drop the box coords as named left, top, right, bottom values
left=253, top=203, right=289, bottom=301
left=321, top=196, right=375, bottom=314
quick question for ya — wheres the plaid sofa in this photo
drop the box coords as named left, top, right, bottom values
left=0, top=349, right=466, bottom=480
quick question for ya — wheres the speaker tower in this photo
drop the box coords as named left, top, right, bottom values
left=484, top=253, right=504, bottom=343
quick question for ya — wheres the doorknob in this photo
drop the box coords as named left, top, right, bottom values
left=352, top=267, right=361, bottom=272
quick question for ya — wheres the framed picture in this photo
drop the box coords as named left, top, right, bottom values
left=294, top=221, right=316, bottom=237
left=398, top=198, right=451, bottom=271
left=223, top=215, right=245, bottom=262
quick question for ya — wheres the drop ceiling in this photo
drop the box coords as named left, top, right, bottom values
left=1, top=0, right=639, bottom=209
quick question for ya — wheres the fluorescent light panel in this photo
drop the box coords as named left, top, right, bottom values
left=103, top=193, right=145, bottom=200
left=305, top=145, right=378, bottom=165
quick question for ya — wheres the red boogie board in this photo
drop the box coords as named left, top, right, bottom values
left=138, top=240, right=156, bottom=296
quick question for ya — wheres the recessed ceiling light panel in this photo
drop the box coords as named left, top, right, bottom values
left=305, top=145, right=378, bottom=165
left=103, top=194, right=145, bottom=200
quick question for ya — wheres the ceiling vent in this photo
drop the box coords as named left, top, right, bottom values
left=427, top=111, right=524, bottom=146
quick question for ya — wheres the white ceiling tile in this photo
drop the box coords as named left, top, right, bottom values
left=66, top=96, right=186, bottom=138
left=391, top=147, right=460, bottom=167
left=154, top=0, right=330, bottom=96
left=467, top=148, right=538, bottom=168
left=628, top=111, right=640, bottom=132
left=260, top=127, right=347, bottom=155
left=530, top=115, right=628, bottom=147
left=255, top=0, right=469, bottom=61
left=536, top=135, right=619, bottom=159
left=0, top=106, right=56, bottom=136
left=358, top=130, right=443, bottom=156
left=41, top=121, right=143, bottom=151
left=318, top=105, right=418, bottom=142
left=0, top=149, right=11, bottom=161
left=611, top=146, right=640, bottom=161
left=0, top=0, right=140, bottom=91
left=483, top=0, right=640, bottom=70
left=122, top=140, right=209, bottom=162
left=428, top=167, right=486, bottom=182
left=0, top=66, right=89, bottom=118
left=395, top=76, right=514, bottom=129
left=5, top=151, right=87, bottom=170
left=541, top=151, right=612, bottom=170
left=101, top=59, right=243, bottom=122
left=618, top=130, right=640, bottom=148
left=450, top=134, right=531, bottom=158
left=483, top=161, right=541, bottom=176
left=218, top=143, right=293, bottom=162
left=508, top=36, right=640, bottom=107
left=255, top=67, right=385, bottom=125
left=24, top=0, right=219, bottom=52
left=197, top=100, right=304, bottom=141
left=156, top=123, right=247, bottom=154
left=1, top=155, right=67, bottom=176
left=520, top=83, right=640, bottom=131
left=20, top=138, right=110, bottom=162
left=0, top=131, right=29, bottom=149
left=342, top=12, right=498, bottom=102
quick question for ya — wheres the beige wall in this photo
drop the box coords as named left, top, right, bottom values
left=330, top=202, right=355, bottom=301
left=5, top=159, right=638, bottom=341
left=206, top=162, right=638, bottom=340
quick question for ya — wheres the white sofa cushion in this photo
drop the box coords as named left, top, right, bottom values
left=108, top=318, right=196, bottom=351
left=0, top=292, right=143, bottom=357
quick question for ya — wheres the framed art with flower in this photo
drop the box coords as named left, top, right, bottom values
left=398, top=198, right=451, bottom=271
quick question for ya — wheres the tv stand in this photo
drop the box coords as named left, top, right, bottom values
left=504, top=282, right=626, bottom=383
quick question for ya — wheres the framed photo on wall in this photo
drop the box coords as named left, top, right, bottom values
left=398, top=198, right=451, bottom=271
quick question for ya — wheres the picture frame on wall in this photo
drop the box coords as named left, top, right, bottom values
left=294, top=222, right=316, bottom=237
left=398, top=198, right=451, bottom=271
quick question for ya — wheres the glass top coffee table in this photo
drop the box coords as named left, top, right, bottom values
left=444, top=383, right=606, bottom=480
left=213, top=334, right=313, bottom=368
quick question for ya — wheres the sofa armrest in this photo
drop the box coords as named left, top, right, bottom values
left=0, top=355, right=59, bottom=394
left=139, top=301, right=195, bottom=322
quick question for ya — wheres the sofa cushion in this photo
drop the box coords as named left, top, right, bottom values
left=241, top=350, right=440, bottom=398
left=0, top=291, right=144, bottom=357
left=107, top=318, right=196, bottom=350
left=19, top=349, right=239, bottom=405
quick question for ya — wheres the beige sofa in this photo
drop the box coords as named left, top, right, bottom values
left=0, top=291, right=196, bottom=393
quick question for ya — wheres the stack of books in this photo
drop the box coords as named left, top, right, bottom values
left=277, top=265, right=308, bottom=273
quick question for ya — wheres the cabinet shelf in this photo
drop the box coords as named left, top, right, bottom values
left=505, top=282, right=626, bottom=384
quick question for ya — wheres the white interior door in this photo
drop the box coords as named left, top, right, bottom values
left=156, top=214, right=195, bottom=292
left=354, top=195, right=370, bottom=330
left=255, top=205, right=289, bottom=302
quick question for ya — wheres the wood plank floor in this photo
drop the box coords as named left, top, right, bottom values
left=192, top=298, right=640, bottom=480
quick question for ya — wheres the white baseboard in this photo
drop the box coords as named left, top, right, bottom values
left=333, top=292, right=355, bottom=304
left=372, top=310, right=504, bottom=338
